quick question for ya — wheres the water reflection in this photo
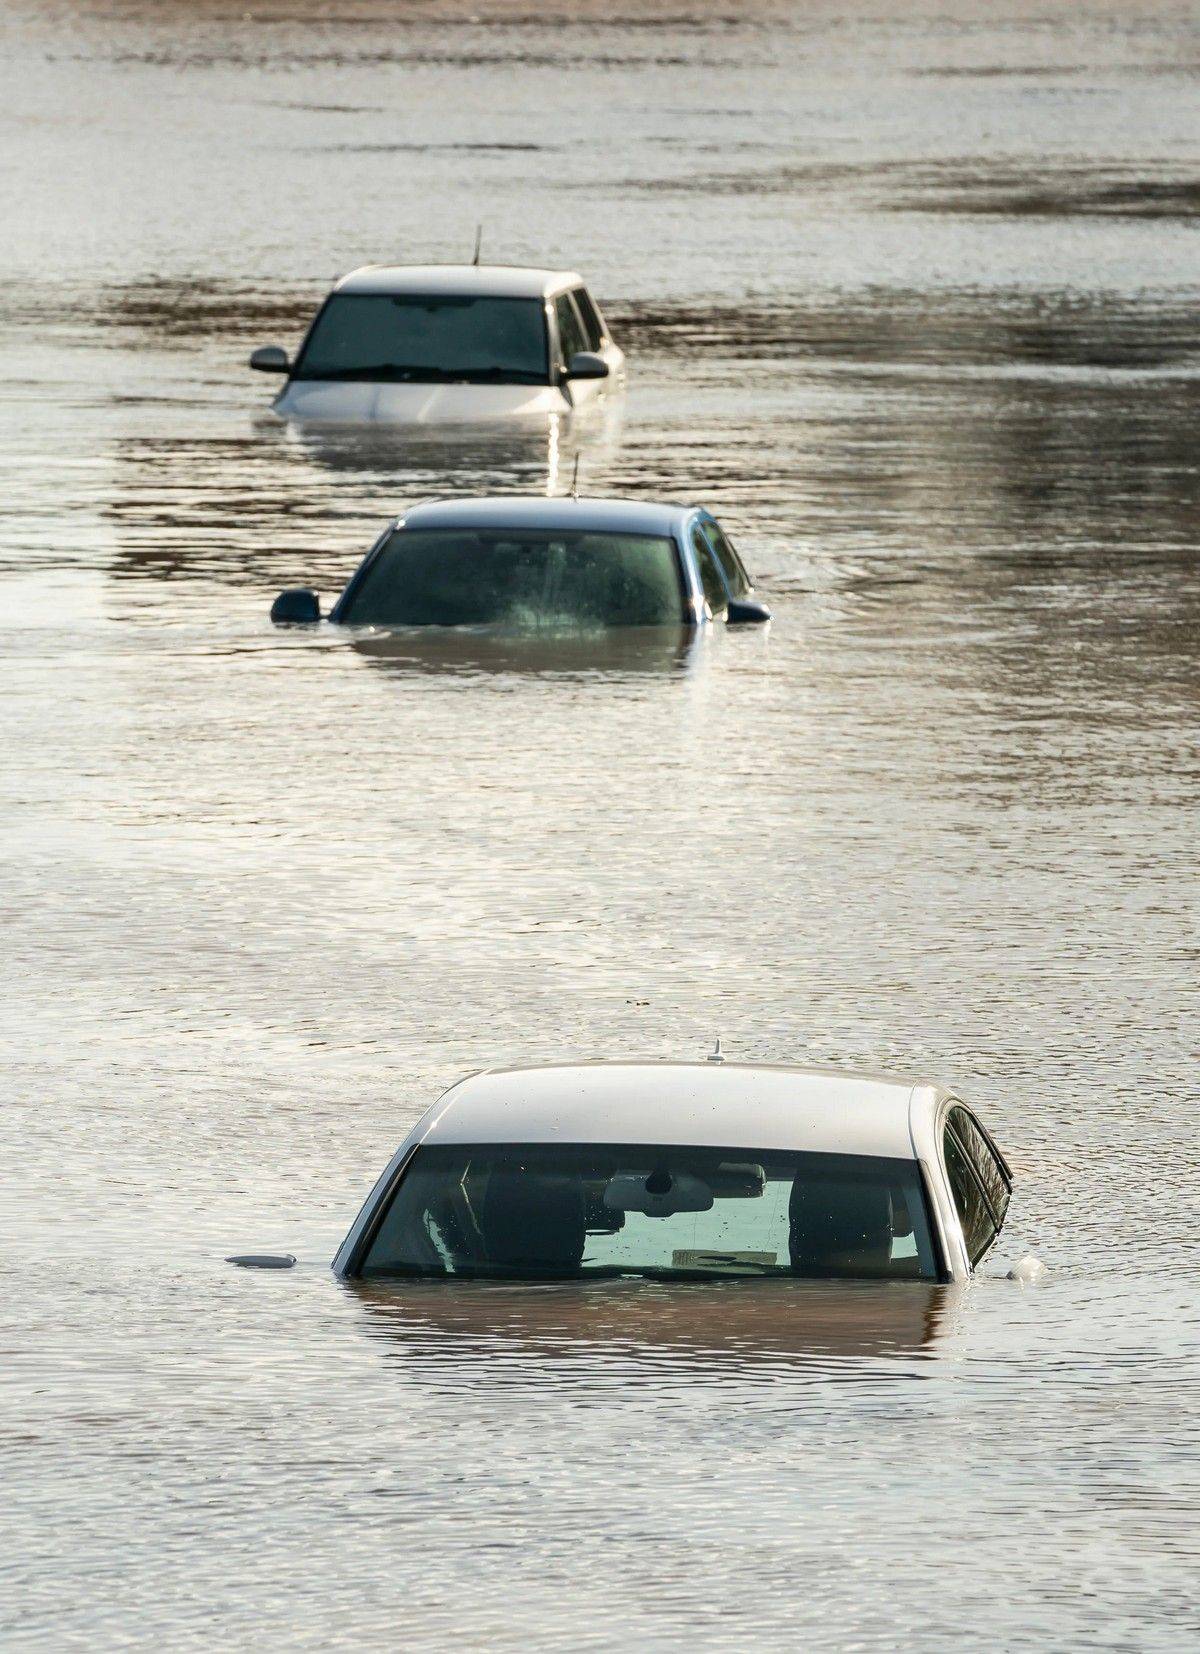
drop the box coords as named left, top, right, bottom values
left=629, top=155, right=1200, bottom=220
left=6, top=0, right=1200, bottom=1641
left=351, top=624, right=702, bottom=678
left=270, top=419, right=564, bottom=481
left=610, top=288, right=1200, bottom=370
left=271, top=403, right=624, bottom=490
left=104, top=418, right=626, bottom=593
left=351, top=1278, right=958, bottom=1379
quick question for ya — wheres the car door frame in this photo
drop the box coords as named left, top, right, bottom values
left=548, top=285, right=622, bottom=408
left=571, top=283, right=624, bottom=381
left=936, top=1096, right=1012, bottom=1271
left=687, top=516, right=734, bottom=620
left=685, top=509, right=767, bottom=622
left=326, top=518, right=400, bottom=624
left=697, top=513, right=756, bottom=598
left=673, top=510, right=719, bottom=623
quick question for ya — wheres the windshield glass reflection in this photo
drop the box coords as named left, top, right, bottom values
left=295, top=294, right=549, bottom=384
left=338, top=529, right=685, bottom=630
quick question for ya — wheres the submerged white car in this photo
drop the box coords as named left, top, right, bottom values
left=250, top=264, right=624, bottom=425
left=333, top=1062, right=1013, bottom=1283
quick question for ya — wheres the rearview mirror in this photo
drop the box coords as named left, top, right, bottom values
left=604, top=1169, right=714, bottom=1217
left=564, top=351, right=609, bottom=381
left=709, top=1162, right=766, bottom=1198
left=271, top=588, right=321, bottom=624
left=726, top=597, right=771, bottom=625
left=250, top=345, right=290, bottom=374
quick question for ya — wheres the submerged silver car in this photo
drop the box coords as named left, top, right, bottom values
left=250, top=264, right=624, bottom=426
left=270, top=496, right=771, bottom=629
left=333, top=1062, right=1013, bottom=1283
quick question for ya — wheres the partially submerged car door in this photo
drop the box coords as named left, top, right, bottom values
left=700, top=519, right=753, bottom=599
left=572, top=285, right=623, bottom=380
left=690, top=517, right=771, bottom=624
left=690, top=523, right=729, bottom=619
left=554, top=288, right=620, bottom=408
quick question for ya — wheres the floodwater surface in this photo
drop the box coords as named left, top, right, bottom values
left=1, top=1, right=1199, bottom=1647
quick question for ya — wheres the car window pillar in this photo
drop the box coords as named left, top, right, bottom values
left=690, top=522, right=731, bottom=615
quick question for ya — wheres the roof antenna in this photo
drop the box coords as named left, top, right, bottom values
left=707, top=1038, right=724, bottom=1065
left=570, top=453, right=580, bottom=500
left=472, top=223, right=483, bottom=266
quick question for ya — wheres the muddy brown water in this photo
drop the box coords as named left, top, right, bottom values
left=2, top=1, right=1198, bottom=1647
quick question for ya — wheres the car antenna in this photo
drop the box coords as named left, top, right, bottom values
left=707, top=1038, right=725, bottom=1064
left=472, top=223, right=483, bottom=266
left=570, top=453, right=580, bottom=499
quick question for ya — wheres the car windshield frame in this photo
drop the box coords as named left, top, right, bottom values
left=350, top=1140, right=943, bottom=1283
left=291, top=292, right=551, bottom=385
left=331, top=525, right=689, bottom=631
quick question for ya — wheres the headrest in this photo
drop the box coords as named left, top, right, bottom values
left=479, top=1169, right=586, bottom=1271
left=789, top=1178, right=894, bottom=1276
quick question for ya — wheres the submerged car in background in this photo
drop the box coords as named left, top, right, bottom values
left=250, top=265, right=624, bottom=425
left=269, top=496, right=771, bottom=630
left=333, top=1062, right=1013, bottom=1283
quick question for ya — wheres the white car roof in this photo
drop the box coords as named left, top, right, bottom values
left=334, top=264, right=583, bottom=299
left=415, top=1062, right=948, bottom=1160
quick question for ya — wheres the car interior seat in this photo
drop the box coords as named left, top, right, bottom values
left=477, top=1168, right=587, bottom=1273
left=788, top=1178, right=895, bottom=1277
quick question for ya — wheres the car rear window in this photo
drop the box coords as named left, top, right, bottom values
left=356, top=1142, right=939, bottom=1281
left=338, top=529, right=685, bottom=630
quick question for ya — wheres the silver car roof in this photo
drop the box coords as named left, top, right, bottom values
left=334, top=264, right=584, bottom=299
left=410, top=1062, right=947, bottom=1160
left=397, top=496, right=697, bottom=537
left=330, top=1062, right=982, bottom=1280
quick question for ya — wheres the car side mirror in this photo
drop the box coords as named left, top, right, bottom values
left=726, top=597, right=771, bottom=625
left=564, top=351, right=609, bottom=381
left=271, top=588, right=321, bottom=624
left=250, top=345, right=290, bottom=374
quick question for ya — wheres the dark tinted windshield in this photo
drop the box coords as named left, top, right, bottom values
left=357, top=1143, right=938, bottom=1281
left=338, top=529, right=685, bottom=630
left=295, top=294, right=549, bottom=383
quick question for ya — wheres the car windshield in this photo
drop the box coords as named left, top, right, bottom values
left=357, top=1143, right=939, bottom=1281
left=337, top=529, right=684, bottom=630
left=294, top=294, right=548, bottom=383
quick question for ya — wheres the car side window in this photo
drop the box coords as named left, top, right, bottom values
left=691, top=527, right=729, bottom=613
left=702, top=521, right=751, bottom=597
left=943, top=1122, right=998, bottom=1265
left=948, top=1106, right=1011, bottom=1232
left=573, top=287, right=606, bottom=352
left=555, top=294, right=589, bottom=366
